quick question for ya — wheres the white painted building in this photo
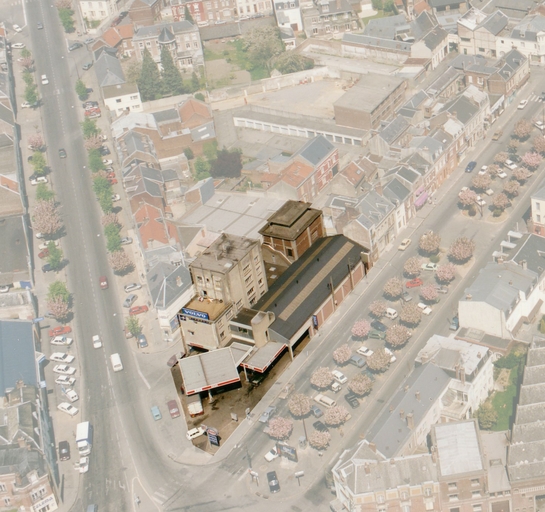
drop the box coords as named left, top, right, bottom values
left=79, top=0, right=117, bottom=21
left=102, top=83, right=143, bottom=117
left=235, top=0, right=273, bottom=17
left=273, top=0, right=303, bottom=31
left=496, top=15, right=545, bottom=64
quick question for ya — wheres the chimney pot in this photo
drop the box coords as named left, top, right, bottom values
left=399, top=409, right=405, bottom=419
left=415, top=391, right=421, bottom=400
left=364, top=463, right=371, bottom=474
left=407, top=412, right=414, bottom=429
left=369, top=442, right=376, bottom=453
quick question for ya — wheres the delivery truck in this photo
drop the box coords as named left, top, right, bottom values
left=76, top=421, right=92, bottom=456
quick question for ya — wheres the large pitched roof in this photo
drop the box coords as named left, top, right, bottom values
left=148, top=261, right=192, bottom=309
left=0, top=321, right=37, bottom=394
left=94, top=52, right=125, bottom=87
left=295, top=135, right=335, bottom=166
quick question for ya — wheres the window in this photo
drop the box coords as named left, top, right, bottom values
left=449, top=494, right=458, bottom=502
left=287, top=248, right=293, bottom=257
left=3, top=498, right=10, bottom=506
left=188, top=330, right=195, bottom=335
left=471, top=478, right=480, bottom=486
left=312, top=28, right=318, bottom=34
left=220, top=331, right=225, bottom=339
left=478, top=47, right=485, bottom=52
left=377, top=495, right=385, bottom=503
left=130, top=95, right=139, bottom=100
left=537, top=202, right=541, bottom=210
left=0, top=484, right=5, bottom=493
left=424, top=488, right=432, bottom=497
left=472, top=505, right=482, bottom=512
left=448, top=483, right=457, bottom=491
left=116, top=98, right=122, bottom=103
left=472, top=490, right=481, bottom=497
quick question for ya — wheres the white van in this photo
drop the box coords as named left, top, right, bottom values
left=314, top=393, right=336, bottom=408
left=110, top=353, right=123, bottom=372
left=385, top=308, right=398, bottom=320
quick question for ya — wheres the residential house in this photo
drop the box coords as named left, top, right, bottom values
left=129, top=0, right=162, bottom=27
left=134, top=202, right=179, bottom=250
left=90, top=25, right=135, bottom=57
left=382, top=176, right=412, bottom=231
left=334, top=74, right=407, bottom=130
left=457, top=8, right=508, bottom=57
left=117, top=130, right=159, bottom=168
left=94, top=48, right=126, bottom=88
left=301, top=0, right=359, bottom=38
left=497, top=14, right=545, bottom=64
left=369, top=115, right=412, bottom=159
left=171, top=0, right=237, bottom=24
left=103, top=83, right=143, bottom=117
left=133, top=21, right=203, bottom=71
left=235, top=0, right=273, bottom=17
left=328, top=156, right=377, bottom=197
left=78, top=0, right=118, bottom=22
left=274, top=0, right=303, bottom=31
left=428, top=0, right=468, bottom=15
left=123, top=163, right=167, bottom=214
left=530, top=184, right=545, bottom=236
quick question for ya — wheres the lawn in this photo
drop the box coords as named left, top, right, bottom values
left=204, top=40, right=269, bottom=82
left=491, top=364, right=521, bottom=431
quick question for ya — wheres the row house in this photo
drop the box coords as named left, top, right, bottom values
left=273, top=0, right=304, bottom=31
left=134, top=202, right=179, bottom=250
left=328, top=155, right=378, bottom=198
left=133, top=21, right=203, bottom=71
left=301, top=0, right=359, bottom=37
left=90, top=25, right=135, bottom=57
left=171, top=0, right=238, bottom=24
left=79, top=0, right=117, bottom=23
left=496, top=14, right=545, bottom=64
left=457, top=8, right=508, bottom=57
left=235, top=0, right=273, bottom=16
left=129, top=0, right=162, bottom=27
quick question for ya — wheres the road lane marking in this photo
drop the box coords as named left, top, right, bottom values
left=132, top=351, right=151, bottom=389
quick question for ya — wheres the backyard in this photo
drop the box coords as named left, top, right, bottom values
left=491, top=363, right=521, bottom=430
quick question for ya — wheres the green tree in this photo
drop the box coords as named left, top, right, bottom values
left=98, top=191, right=113, bottom=213
left=138, top=48, right=162, bottom=102
left=93, top=175, right=111, bottom=196
left=47, top=243, right=64, bottom=271
left=36, top=183, right=54, bottom=201
left=48, top=280, right=70, bottom=303
left=31, top=151, right=47, bottom=174
left=75, top=79, right=87, bottom=99
left=203, top=140, right=218, bottom=161
left=22, top=70, right=34, bottom=86
left=81, top=118, right=99, bottom=138
left=371, top=0, right=383, bottom=9
left=184, top=5, right=194, bottom=23
left=183, top=147, right=194, bottom=160
left=21, top=48, right=31, bottom=59
left=383, top=0, right=397, bottom=12
left=105, top=225, right=122, bottom=252
left=195, top=92, right=205, bottom=102
left=58, top=7, right=75, bottom=32
left=243, top=26, right=284, bottom=72
left=210, top=149, right=242, bottom=178
left=273, top=53, right=314, bottom=74
left=126, top=316, right=143, bottom=337
left=24, top=84, right=38, bottom=105
left=126, top=61, right=142, bottom=85
left=160, top=46, right=185, bottom=96
left=88, top=148, right=105, bottom=172
left=190, top=72, right=200, bottom=92
left=475, top=402, right=498, bottom=430
left=194, top=157, right=211, bottom=180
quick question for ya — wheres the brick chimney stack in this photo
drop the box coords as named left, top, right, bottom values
left=407, top=413, right=414, bottom=429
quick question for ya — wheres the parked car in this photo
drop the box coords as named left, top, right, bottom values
left=497, top=171, right=508, bottom=179
left=124, top=283, right=141, bottom=292
left=398, top=238, right=411, bottom=251
left=129, top=305, right=149, bottom=316
left=384, top=347, right=397, bottom=363
left=518, top=99, right=528, bottom=110
left=103, top=159, right=113, bottom=165
left=82, top=62, right=93, bottom=70
left=450, top=315, right=460, bottom=331
left=406, top=278, right=423, bottom=288
left=186, top=426, right=206, bottom=440
left=371, top=320, right=387, bottom=332
left=267, top=471, right=280, bottom=494
left=344, top=392, right=360, bottom=409
left=368, top=330, right=386, bottom=340
left=332, top=370, right=347, bottom=384
left=505, top=159, right=517, bottom=170
left=84, top=37, right=95, bottom=44
left=356, top=346, right=373, bottom=357
left=38, top=240, right=58, bottom=250
left=421, top=262, right=437, bottom=271
left=49, top=326, right=71, bottom=337
left=38, top=248, right=49, bottom=259
left=313, top=420, right=328, bottom=432
left=167, top=400, right=180, bottom=419
left=112, top=194, right=121, bottom=202
left=99, top=146, right=111, bottom=156
left=50, top=352, right=75, bottom=363
left=68, top=42, right=83, bottom=51
left=55, top=375, right=75, bottom=386
left=150, top=406, right=162, bottom=421
left=120, top=237, right=132, bottom=245
left=42, top=263, right=53, bottom=273
left=478, top=165, right=488, bottom=175
left=310, top=405, right=323, bottom=418
left=12, top=24, right=22, bottom=32
left=51, top=335, right=73, bottom=346
left=123, top=294, right=138, bottom=308
left=58, top=148, right=67, bottom=158
left=465, top=161, right=477, bottom=172
left=349, top=355, right=366, bottom=368
left=264, top=446, right=279, bottom=462
left=58, top=402, right=79, bottom=416
left=417, top=302, right=432, bottom=315
left=99, top=276, right=108, bottom=290
left=476, top=196, right=486, bottom=207
left=59, top=440, right=70, bottom=461
left=30, top=176, right=48, bottom=185
left=75, top=456, right=89, bottom=473
left=53, top=365, right=76, bottom=375
left=137, top=334, right=148, bottom=348
left=41, top=74, right=48, bottom=85
left=65, top=389, right=79, bottom=402
left=11, top=43, right=25, bottom=49
left=402, top=291, right=412, bottom=302
left=435, top=285, right=448, bottom=294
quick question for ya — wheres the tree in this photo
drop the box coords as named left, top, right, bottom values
left=209, top=149, right=242, bottom=178
left=418, top=231, right=440, bottom=254
left=521, top=151, right=542, bottom=170
left=24, top=84, right=38, bottom=105
left=101, top=212, right=119, bottom=227
left=471, top=174, right=491, bottom=191
left=351, top=320, right=370, bottom=338
left=458, top=188, right=477, bottom=207
left=324, top=406, right=349, bottom=427
left=513, top=119, right=532, bottom=140
left=21, top=48, right=31, bottom=58
left=420, top=284, right=438, bottom=302
left=58, top=7, right=75, bottom=32
left=81, top=118, right=99, bottom=138
left=383, top=277, right=403, bottom=299
left=36, top=183, right=54, bottom=201
left=55, top=0, right=72, bottom=9
left=399, top=303, right=422, bottom=326
left=160, top=45, right=185, bottom=96
left=84, top=135, right=104, bottom=151
left=184, top=5, right=194, bottom=23
left=126, top=316, right=143, bottom=337
left=386, top=324, right=411, bottom=348
left=369, top=300, right=387, bottom=318
left=508, top=138, right=519, bottom=153
left=309, top=430, right=331, bottom=450
left=493, top=192, right=510, bottom=212
left=194, top=157, right=211, bottom=180
left=184, top=148, right=194, bottom=160
left=448, top=237, right=475, bottom=263
left=288, top=394, right=311, bottom=417
left=403, top=257, right=422, bottom=277
left=30, top=151, right=47, bottom=175
left=28, top=134, right=44, bottom=150
left=98, top=191, right=113, bottom=214
left=48, top=281, right=70, bottom=303
left=272, top=53, right=314, bottom=74
left=366, top=349, right=391, bottom=372
left=108, top=250, right=134, bottom=274
left=267, top=417, right=293, bottom=440
left=190, top=72, right=200, bottom=92
left=475, top=401, right=497, bottom=430
left=203, top=140, right=218, bottom=161
left=47, top=242, right=63, bottom=271
left=436, top=263, right=456, bottom=283
left=243, top=26, right=284, bottom=72
left=333, top=344, right=352, bottom=365
left=310, top=367, right=333, bottom=389
left=19, top=57, right=34, bottom=70
left=487, top=164, right=500, bottom=175
left=195, top=92, right=205, bottom=102
left=494, top=152, right=509, bottom=164
left=32, top=200, right=62, bottom=235
left=138, top=48, right=162, bottom=102
left=93, top=175, right=112, bottom=197
left=23, top=70, right=34, bottom=87
left=348, top=374, right=373, bottom=396
left=503, top=180, right=520, bottom=197
left=75, top=79, right=87, bottom=99
left=126, top=61, right=142, bottom=85
left=533, top=135, right=545, bottom=154
left=88, top=148, right=105, bottom=172
left=512, top=167, right=532, bottom=183
left=105, top=223, right=122, bottom=253
left=47, top=296, right=70, bottom=322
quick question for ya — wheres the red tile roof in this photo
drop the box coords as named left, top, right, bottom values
left=134, top=203, right=176, bottom=249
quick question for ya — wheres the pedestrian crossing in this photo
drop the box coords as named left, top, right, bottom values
left=526, top=93, right=545, bottom=103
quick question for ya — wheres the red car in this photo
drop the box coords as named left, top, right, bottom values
left=108, top=177, right=118, bottom=185
left=106, top=171, right=116, bottom=179
left=129, top=305, right=149, bottom=316
left=99, top=276, right=108, bottom=290
left=167, top=399, right=180, bottom=419
left=406, top=278, right=424, bottom=288
left=38, top=248, right=49, bottom=259
left=49, top=326, right=72, bottom=337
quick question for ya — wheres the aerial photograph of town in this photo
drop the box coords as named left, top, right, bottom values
left=2, top=0, right=545, bottom=508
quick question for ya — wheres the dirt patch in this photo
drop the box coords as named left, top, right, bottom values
left=496, top=368, right=511, bottom=391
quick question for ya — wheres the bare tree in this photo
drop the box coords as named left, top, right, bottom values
left=403, top=257, right=422, bottom=277
left=513, top=119, right=533, bottom=140
left=383, top=277, right=403, bottom=299
left=28, top=134, right=44, bottom=150
left=55, top=0, right=72, bottom=8
left=400, top=303, right=422, bottom=326
left=512, top=167, right=532, bottom=183
left=19, top=57, right=34, bottom=70
left=503, top=180, right=520, bottom=197
left=351, top=320, right=371, bottom=338
left=458, top=188, right=477, bottom=207
left=471, top=174, right=491, bottom=191
left=533, top=135, right=545, bottom=154
left=32, top=200, right=63, bottom=235
left=348, top=374, right=373, bottom=396
left=309, top=430, right=331, bottom=450
left=366, top=349, right=391, bottom=372
left=508, top=139, right=519, bottom=153
left=494, top=152, right=509, bottom=164
left=448, top=237, right=475, bottom=263
left=108, top=250, right=135, bottom=274
left=418, top=231, right=441, bottom=255
left=267, top=417, right=293, bottom=440
left=101, top=212, right=119, bottom=226
left=369, top=300, right=387, bottom=318
left=310, top=367, right=333, bottom=389
left=324, top=406, right=350, bottom=427
left=288, top=394, right=311, bottom=418
left=386, top=324, right=411, bottom=348
left=521, top=151, right=542, bottom=170
left=46, top=296, right=70, bottom=322
left=436, top=263, right=456, bottom=283
left=493, top=192, right=510, bottom=212
left=420, top=284, right=438, bottom=302
left=84, top=135, right=104, bottom=151
left=333, top=343, right=352, bottom=365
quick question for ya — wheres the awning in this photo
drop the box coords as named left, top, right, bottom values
left=414, top=192, right=428, bottom=207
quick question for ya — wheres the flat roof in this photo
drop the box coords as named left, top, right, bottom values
left=241, top=341, right=287, bottom=373
left=435, top=420, right=483, bottom=476
left=259, top=201, right=322, bottom=240
left=181, top=296, right=227, bottom=322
